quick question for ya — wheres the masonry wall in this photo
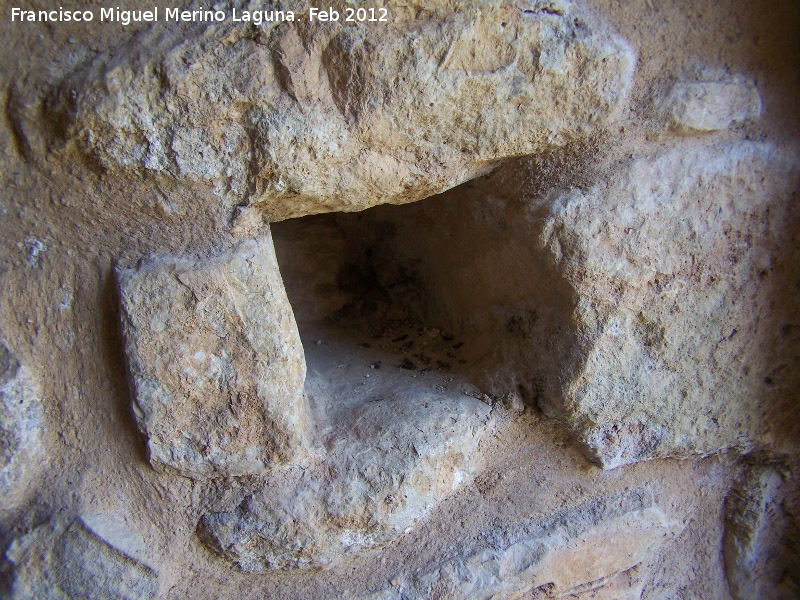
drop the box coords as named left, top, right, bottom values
left=0, top=1, right=798, bottom=598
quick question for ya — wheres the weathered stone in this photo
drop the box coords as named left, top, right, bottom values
left=229, top=206, right=267, bottom=239
left=313, top=136, right=799, bottom=470
left=1, top=0, right=798, bottom=596
left=0, top=341, right=44, bottom=508
left=2, top=516, right=159, bottom=599
left=198, top=388, right=493, bottom=572
left=117, top=233, right=311, bottom=479
left=539, top=140, right=800, bottom=468
left=661, top=77, right=761, bottom=132
left=364, top=489, right=678, bottom=599
left=724, top=466, right=800, bottom=600
left=50, top=0, right=634, bottom=219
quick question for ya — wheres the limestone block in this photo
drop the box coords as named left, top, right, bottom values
left=661, top=78, right=761, bottom=132
left=198, top=391, right=493, bottom=572
left=0, top=342, right=44, bottom=508
left=366, top=489, right=678, bottom=599
left=117, top=233, right=311, bottom=479
left=2, top=516, right=158, bottom=600
left=539, top=140, right=800, bottom=468
left=50, top=0, right=635, bottom=219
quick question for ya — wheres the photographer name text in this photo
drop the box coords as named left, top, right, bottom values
left=10, top=6, right=389, bottom=26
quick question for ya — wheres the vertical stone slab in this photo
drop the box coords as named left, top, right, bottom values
left=117, top=231, right=311, bottom=479
left=0, top=341, right=44, bottom=508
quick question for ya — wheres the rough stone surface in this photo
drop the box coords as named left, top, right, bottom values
left=0, top=342, right=44, bottom=508
left=1, top=515, right=159, bottom=599
left=117, top=233, right=311, bottom=479
left=0, top=0, right=799, bottom=598
left=198, top=387, right=493, bottom=572
left=320, top=137, right=800, bottom=470
left=724, top=466, right=800, bottom=600
left=49, top=0, right=635, bottom=219
left=660, top=77, right=761, bottom=133
left=363, top=489, right=678, bottom=599
left=539, top=140, right=800, bottom=468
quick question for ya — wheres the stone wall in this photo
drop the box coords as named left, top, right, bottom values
left=0, top=1, right=798, bottom=598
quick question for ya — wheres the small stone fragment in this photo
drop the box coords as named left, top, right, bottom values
left=2, top=516, right=159, bottom=600
left=23, top=237, right=47, bottom=268
left=0, top=341, right=44, bottom=508
left=117, top=232, right=311, bottom=479
left=503, top=391, right=526, bottom=412
left=661, top=78, right=761, bottom=132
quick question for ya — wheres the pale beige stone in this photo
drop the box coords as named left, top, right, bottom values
left=539, top=140, right=800, bottom=468
left=50, top=0, right=635, bottom=220
left=117, top=233, right=311, bottom=479
left=364, top=488, right=678, bottom=599
left=198, top=388, right=493, bottom=572
left=661, top=78, right=761, bottom=132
